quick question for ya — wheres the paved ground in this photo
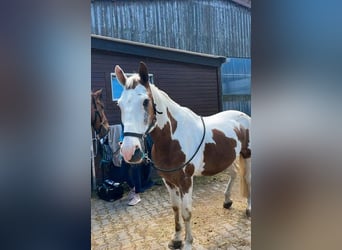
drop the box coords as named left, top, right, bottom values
left=91, top=171, right=251, bottom=249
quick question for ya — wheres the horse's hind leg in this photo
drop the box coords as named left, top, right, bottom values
left=223, top=162, right=238, bottom=209
left=239, top=155, right=251, bottom=217
left=164, top=180, right=183, bottom=250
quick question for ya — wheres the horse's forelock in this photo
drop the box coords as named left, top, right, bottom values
left=125, top=74, right=141, bottom=90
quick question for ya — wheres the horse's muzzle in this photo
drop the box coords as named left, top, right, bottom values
left=120, top=144, right=144, bottom=164
left=129, top=148, right=144, bottom=163
left=120, top=136, right=145, bottom=164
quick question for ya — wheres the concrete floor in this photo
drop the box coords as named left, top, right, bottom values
left=91, top=171, right=251, bottom=249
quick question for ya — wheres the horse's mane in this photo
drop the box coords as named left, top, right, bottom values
left=150, top=84, right=198, bottom=117
left=150, top=84, right=180, bottom=108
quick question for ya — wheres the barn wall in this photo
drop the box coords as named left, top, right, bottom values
left=221, top=57, right=251, bottom=115
left=92, top=49, right=221, bottom=125
left=91, top=0, right=251, bottom=57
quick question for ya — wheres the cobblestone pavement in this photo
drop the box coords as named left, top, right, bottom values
left=91, top=171, right=251, bottom=249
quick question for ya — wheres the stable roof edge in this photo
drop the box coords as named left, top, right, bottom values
left=91, top=34, right=226, bottom=67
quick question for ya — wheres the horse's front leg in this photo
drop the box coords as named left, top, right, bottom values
left=181, top=179, right=194, bottom=250
left=164, top=180, right=183, bottom=250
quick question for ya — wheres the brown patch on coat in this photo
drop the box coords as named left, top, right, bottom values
left=157, top=165, right=194, bottom=197
left=165, top=180, right=176, bottom=189
left=150, top=122, right=185, bottom=169
left=185, top=164, right=194, bottom=176
left=234, top=126, right=251, bottom=158
left=144, top=87, right=156, bottom=126
left=201, top=129, right=237, bottom=176
left=151, top=122, right=195, bottom=194
left=167, top=108, right=177, bottom=134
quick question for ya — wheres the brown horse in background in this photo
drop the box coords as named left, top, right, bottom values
left=91, top=89, right=110, bottom=189
left=91, top=89, right=110, bottom=139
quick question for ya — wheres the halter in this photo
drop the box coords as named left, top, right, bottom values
left=123, top=98, right=206, bottom=172
left=123, top=101, right=162, bottom=139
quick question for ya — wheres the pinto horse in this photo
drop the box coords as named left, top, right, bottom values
left=116, top=62, right=251, bottom=250
left=91, top=89, right=110, bottom=139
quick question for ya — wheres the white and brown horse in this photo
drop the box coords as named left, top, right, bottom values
left=116, top=62, right=251, bottom=250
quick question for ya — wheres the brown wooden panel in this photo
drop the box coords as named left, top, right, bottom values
left=92, top=49, right=220, bottom=125
left=92, top=48, right=222, bottom=181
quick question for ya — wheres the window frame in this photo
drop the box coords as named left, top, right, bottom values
left=110, top=73, right=154, bottom=101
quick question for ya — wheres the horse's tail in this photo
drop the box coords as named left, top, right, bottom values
left=239, top=155, right=249, bottom=198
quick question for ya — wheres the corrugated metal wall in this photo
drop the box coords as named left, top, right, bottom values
left=91, top=0, right=251, bottom=57
left=221, top=58, right=251, bottom=115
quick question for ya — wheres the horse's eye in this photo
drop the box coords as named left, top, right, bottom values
left=143, top=99, right=149, bottom=107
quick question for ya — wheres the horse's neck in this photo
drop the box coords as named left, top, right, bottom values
left=149, top=85, right=203, bottom=163
left=150, top=84, right=199, bottom=130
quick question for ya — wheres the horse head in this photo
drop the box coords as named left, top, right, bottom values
left=91, top=89, right=110, bottom=139
left=115, top=62, right=157, bottom=163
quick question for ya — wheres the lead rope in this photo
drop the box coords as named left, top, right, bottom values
left=144, top=116, right=206, bottom=172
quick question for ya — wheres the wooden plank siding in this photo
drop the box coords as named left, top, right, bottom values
left=91, top=0, right=251, bottom=58
left=92, top=49, right=223, bottom=125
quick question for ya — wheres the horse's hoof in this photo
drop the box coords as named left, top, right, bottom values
left=246, top=209, right=251, bottom=217
left=168, top=240, right=183, bottom=249
left=223, top=200, right=233, bottom=209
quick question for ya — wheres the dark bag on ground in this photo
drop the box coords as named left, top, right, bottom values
left=97, top=179, right=124, bottom=202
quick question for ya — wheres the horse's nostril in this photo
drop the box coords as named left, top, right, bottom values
left=130, top=147, right=143, bottom=163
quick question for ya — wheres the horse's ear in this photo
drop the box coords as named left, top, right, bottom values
left=93, top=88, right=103, bottom=97
left=115, top=65, right=127, bottom=86
left=139, top=61, right=149, bottom=86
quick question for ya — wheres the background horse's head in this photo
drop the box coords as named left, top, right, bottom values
left=115, top=62, right=156, bottom=163
left=91, top=89, right=110, bottom=139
